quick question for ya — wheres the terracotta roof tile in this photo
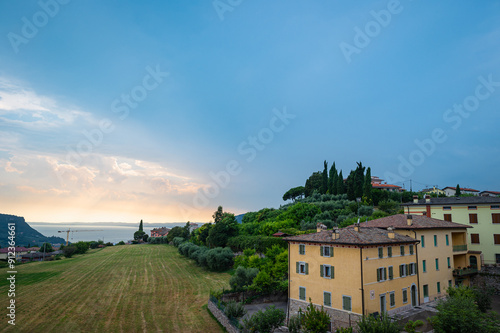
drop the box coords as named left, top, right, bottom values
left=357, top=214, right=470, bottom=229
left=404, top=196, right=500, bottom=206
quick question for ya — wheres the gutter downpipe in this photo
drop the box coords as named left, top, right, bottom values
left=413, top=230, right=421, bottom=306
left=360, top=246, right=365, bottom=316
left=287, top=241, right=290, bottom=325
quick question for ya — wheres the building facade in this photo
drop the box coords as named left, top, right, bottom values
left=404, top=196, right=500, bottom=264
left=285, top=225, right=419, bottom=329
left=442, top=187, right=479, bottom=197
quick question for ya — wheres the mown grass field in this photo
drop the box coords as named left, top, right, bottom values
left=0, top=244, right=230, bottom=332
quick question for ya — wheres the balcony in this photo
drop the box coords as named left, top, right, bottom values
left=453, top=268, right=478, bottom=277
left=453, top=244, right=468, bottom=252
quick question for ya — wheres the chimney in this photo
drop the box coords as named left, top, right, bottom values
left=407, top=215, right=413, bottom=226
left=387, top=227, right=395, bottom=239
left=413, top=195, right=418, bottom=204
left=316, top=223, right=327, bottom=233
left=354, top=222, right=360, bottom=232
left=332, top=228, right=340, bottom=240
left=425, top=195, right=431, bottom=203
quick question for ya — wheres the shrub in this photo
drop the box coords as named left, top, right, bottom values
left=404, top=320, right=424, bottom=333
left=357, top=312, right=401, bottom=333
left=224, top=301, right=247, bottom=319
left=117, top=241, right=125, bottom=245
left=288, top=313, right=302, bottom=333
left=229, top=266, right=259, bottom=291
left=336, top=328, right=353, bottom=333
left=63, top=246, right=77, bottom=258
left=241, top=305, right=286, bottom=333
left=172, top=237, right=185, bottom=247
left=302, top=300, right=331, bottom=333
left=206, top=247, right=233, bottom=271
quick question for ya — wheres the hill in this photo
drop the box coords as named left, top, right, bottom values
left=0, top=213, right=65, bottom=247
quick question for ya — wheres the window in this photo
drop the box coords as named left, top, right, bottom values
left=409, top=245, right=414, bottom=255
left=471, top=234, right=480, bottom=244
left=435, top=258, right=439, bottom=271
left=491, top=205, right=500, bottom=210
left=297, top=262, right=308, bottom=275
left=377, top=267, right=387, bottom=282
left=389, top=292, right=395, bottom=307
left=400, top=245, right=405, bottom=256
left=342, top=296, right=352, bottom=311
left=323, top=292, right=331, bottom=307
left=448, top=280, right=452, bottom=287
left=378, top=247, right=383, bottom=259
left=402, top=289, right=408, bottom=303
left=321, top=245, right=333, bottom=257
left=422, top=260, right=427, bottom=273
left=423, top=285, right=429, bottom=298
left=447, top=257, right=451, bottom=269
left=494, top=235, right=500, bottom=245
left=409, top=263, right=416, bottom=275
left=421, top=235, right=425, bottom=248
left=444, top=214, right=452, bottom=222
left=320, top=265, right=334, bottom=279
left=399, top=264, right=407, bottom=277
left=445, top=234, right=449, bottom=246
left=469, top=214, right=478, bottom=224
left=493, top=214, right=500, bottom=224
left=496, top=254, right=500, bottom=264
left=388, top=266, right=393, bottom=280
left=299, top=244, right=305, bottom=255
left=388, top=246, right=392, bottom=258
left=434, top=235, right=438, bottom=247
left=443, top=206, right=451, bottom=210
left=299, top=287, right=306, bottom=300
left=437, top=282, right=441, bottom=293
left=468, top=206, right=477, bottom=210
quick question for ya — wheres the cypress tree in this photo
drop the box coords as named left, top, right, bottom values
left=455, top=184, right=461, bottom=196
left=321, top=160, right=328, bottom=194
left=139, top=219, right=144, bottom=232
left=329, top=162, right=338, bottom=195
left=337, top=170, right=345, bottom=194
left=364, top=167, right=372, bottom=202
left=354, top=162, right=365, bottom=199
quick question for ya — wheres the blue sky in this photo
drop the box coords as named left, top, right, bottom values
left=0, top=0, right=499, bottom=223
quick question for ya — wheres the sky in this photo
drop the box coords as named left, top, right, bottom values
left=0, top=0, right=499, bottom=223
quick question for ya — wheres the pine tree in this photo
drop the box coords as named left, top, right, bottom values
left=321, top=160, right=328, bottom=194
left=455, top=184, right=461, bottom=196
left=139, top=219, right=143, bottom=232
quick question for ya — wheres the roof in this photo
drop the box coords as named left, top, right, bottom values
left=358, top=214, right=471, bottom=229
left=0, top=247, right=29, bottom=253
left=443, top=187, right=479, bottom=192
left=372, top=183, right=401, bottom=188
left=404, top=196, right=500, bottom=206
left=480, top=191, right=500, bottom=195
left=284, top=227, right=418, bottom=246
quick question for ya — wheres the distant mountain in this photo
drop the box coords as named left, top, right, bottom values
left=0, top=214, right=65, bottom=247
left=235, top=213, right=245, bottom=224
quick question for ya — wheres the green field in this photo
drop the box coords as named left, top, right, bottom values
left=1, top=244, right=230, bottom=332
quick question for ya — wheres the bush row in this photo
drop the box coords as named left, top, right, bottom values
left=174, top=239, right=234, bottom=271
left=226, top=235, right=286, bottom=253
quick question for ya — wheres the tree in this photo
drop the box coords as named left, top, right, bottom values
left=301, top=299, right=331, bottom=333
left=212, top=206, right=224, bottom=223
left=321, top=160, right=328, bottom=194
left=229, top=266, right=259, bottom=291
left=63, top=246, right=77, bottom=258
left=329, top=162, right=338, bottom=195
left=139, top=219, right=144, bottom=232
left=166, top=226, right=188, bottom=243
left=142, top=233, right=149, bottom=242
left=455, top=184, right=461, bottom=196
left=207, top=213, right=238, bottom=247
left=304, top=172, right=323, bottom=197
left=364, top=167, right=372, bottom=202
left=283, top=186, right=305, bottom=202
left=357, top=312, right=401, bottom=333
left=40, top=243, right=53, bottom=253
left=354, top=161, right=365, bottom=199
left=336, top=170, right=345, bottom=194
left=134, top=230, right=146, bottom=241
left=241, top=305, right=286, bottom=333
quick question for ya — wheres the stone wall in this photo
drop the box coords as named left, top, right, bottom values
left=471, top=266, right=500, bottom=294
left=207, top=299, right=240, bottom=333
left=222, top=291, right=288, bottom=304
left=288, top=298, right=362, bottom=331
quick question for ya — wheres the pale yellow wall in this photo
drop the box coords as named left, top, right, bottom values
left=289, top=241, right=417, bottom=315
left=409, top=204, right=500, bottom=264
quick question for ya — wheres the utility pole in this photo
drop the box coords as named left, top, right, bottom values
left=410, top=179, right=412, bottom=193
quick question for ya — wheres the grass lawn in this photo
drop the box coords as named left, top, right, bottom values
left=1, top=244, right=230, bottom=332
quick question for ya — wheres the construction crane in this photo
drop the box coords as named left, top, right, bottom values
left=57, top=229, right=104, bottom=246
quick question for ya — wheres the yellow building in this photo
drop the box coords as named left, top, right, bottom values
left=421, top=186, right=445, bottom=196
left=285, top=224, right=419, bottom=329
left=358, top=214, right=479, bottom=303
left=404, top=196, right=500, bottom=265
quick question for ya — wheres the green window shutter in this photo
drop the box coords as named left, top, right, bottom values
left=389, top=266, right=393, bottom=280
left=320, top=246, right=324, bottom=256
left=399, top=265, right=403, bottom=277
left=296, top=262, right=299, bottom=273
left=410, top=245, right=414, bottom=255
left=299, top=287, right=305, bottom=300
left=331, top=266, right=335, bottom=279
left=320, top=265, right=324, bottom=277
left=437, top=282, right=441, bottom=293
left=324, top=292, right=331, bottom=306
left=305, top=263, right=309, bottom=275
left=384, top=267, right=387, bottom=280
left=377, top=268, right=381, bottom=282
left=388, top=247, right=392, bottom=257
left=330, top=246, right=333, bottom=257
left=406, top=264, right=409, bottom=275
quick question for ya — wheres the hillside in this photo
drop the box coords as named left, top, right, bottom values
left=0, top=213, right=65, bottom=247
